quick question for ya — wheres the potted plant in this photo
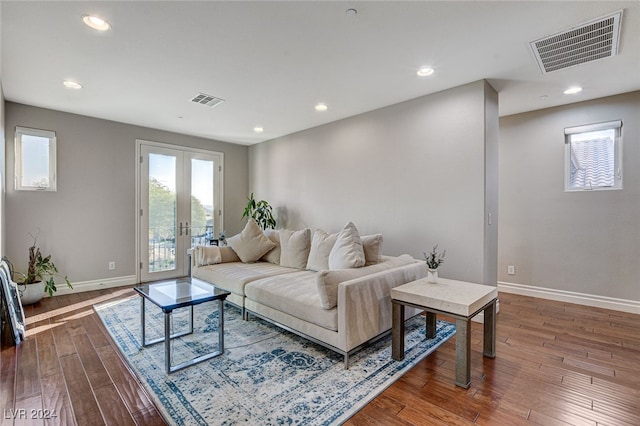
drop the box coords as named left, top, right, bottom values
left=17, top=231, right=72, bottom=304
left=242, top=193, right=276, bottom=230
left=424, top=245, right=446, bottom=283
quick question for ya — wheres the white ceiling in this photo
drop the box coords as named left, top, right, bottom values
left=2, top=1, right=639, bottom=145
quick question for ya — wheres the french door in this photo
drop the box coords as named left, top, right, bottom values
left=138, top=141, right=223, bottom=282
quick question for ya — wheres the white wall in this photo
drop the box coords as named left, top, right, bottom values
left=499, top=91, right=640, bottom=309
left=250, top=80, right=499, bottom=286
left=4, top=102, right=249, bottom=286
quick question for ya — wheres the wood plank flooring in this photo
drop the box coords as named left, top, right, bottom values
left=1, top=287, right=638, bottom=425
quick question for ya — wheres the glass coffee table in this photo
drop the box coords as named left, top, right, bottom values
left=134, top=278, right=230, bottom=374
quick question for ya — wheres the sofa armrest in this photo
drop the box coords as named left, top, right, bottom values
left=191, top=245, right=240, bottom=272
left=337, top=260, right=426, bottom=351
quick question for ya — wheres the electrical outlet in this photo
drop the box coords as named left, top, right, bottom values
left=108, top=261, right=116, bottom=270
left=507, top=265, right=515, bottom=275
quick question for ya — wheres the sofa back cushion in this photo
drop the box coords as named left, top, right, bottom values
left=227, top=219, right=276, bottom=263
left=279, top=228, right=311, bottom=269
left=328, top=222, right=365, bottom=270
left=306, top=229, right=337, bottom=272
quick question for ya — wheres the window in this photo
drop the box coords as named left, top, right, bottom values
left=564, top=120, right=622, bottom=191
left=15, top=126, right=57, bottom=191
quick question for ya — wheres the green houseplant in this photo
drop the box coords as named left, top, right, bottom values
left=18, top=232, right=72, bottom=302
left=424, top=245, right=446, bottom=283
left=242, top=193, right=276, bottom=230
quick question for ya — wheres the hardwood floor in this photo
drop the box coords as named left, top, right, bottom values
left=1, top=288, right=638, bottom=425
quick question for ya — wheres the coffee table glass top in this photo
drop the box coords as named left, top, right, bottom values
left=134, top=279, right=230, bottom=312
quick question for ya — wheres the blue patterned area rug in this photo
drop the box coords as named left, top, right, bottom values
left=95, top=296, right=455, bottom=425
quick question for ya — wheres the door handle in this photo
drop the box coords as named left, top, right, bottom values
left=179, top=222, right=183, bottom=236
left=185, top=222, right=189, bottom=236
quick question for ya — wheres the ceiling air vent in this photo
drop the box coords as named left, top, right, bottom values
left=530, top=10, right=623, bottom=74
left=190, top=92, right=225, bottom=108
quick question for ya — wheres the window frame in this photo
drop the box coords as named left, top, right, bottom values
left=564, top=120, right=622, bottom=192
left=14, top=126, right=57, bottom=192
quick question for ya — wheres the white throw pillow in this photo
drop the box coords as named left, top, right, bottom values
left=361, top=234, right=383, bottom=265
left=227, top=219, right=276, bottom=263
left=306, top=229, right=337, bottom=271
left=279, top=228, right=311, bottom=269
left=328, top=222, right=365, bottom=270
left=260, top=229, right=281, bottom=264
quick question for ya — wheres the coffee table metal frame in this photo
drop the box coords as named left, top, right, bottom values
left=134, top=279, right=230, bottom=374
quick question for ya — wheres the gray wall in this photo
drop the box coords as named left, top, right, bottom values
left=499, top=91, right=640, bottom=302
left=4, top=102, right=248, bottom=283
left=250, top=80, right=499, bottom=285
left=0, top=87, right=4, bottom=256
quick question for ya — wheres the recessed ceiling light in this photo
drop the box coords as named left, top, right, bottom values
left=315, top=103, right=328, bottom=112
left=345, top=8, right=358, bottom=17
left=82, top=14, right=110, bottom=31
left=417, top=66, right=434, bottom=77
left=63, top=80, right=83, bottom=89
left=253, top=126, right=264, bottom=133
left=564, top=86, right=582, bottom=95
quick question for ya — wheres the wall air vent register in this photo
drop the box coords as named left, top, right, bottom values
left=530, top=10, right=622, bottom=74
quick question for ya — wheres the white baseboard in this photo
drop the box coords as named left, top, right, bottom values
left=498, top=281, right=640, bottom=315
left=53, top=275, right=137, bottom=296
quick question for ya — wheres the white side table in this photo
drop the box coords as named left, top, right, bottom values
left=391, top=277, right=497, bottom=388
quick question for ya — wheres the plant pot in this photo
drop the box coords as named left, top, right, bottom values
left=18, top=281, right=45, bottom=305
left=427, top=268, right=438, bottom=284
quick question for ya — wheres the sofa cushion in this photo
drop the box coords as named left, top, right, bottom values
left=245, top=271, right=338, bottom=331
left=317, top=255, right=415, bottom=309
left=260, top=229, right=281, bottom=264
left=192, top=261, right=296, bottom=297
left=279, top=228, right=311, bottom=269
left=328, top=222, right=365, bottom=270
left=306, top=229, right=337, bottom=272
left=227, top=219, right=276, bottom=263
left=361, top=234, right=383, bottom=265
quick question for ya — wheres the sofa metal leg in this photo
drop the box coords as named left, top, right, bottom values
left=344, top=353, right=349, bottom=369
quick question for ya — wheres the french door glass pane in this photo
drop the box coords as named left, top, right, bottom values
left=191, top=158, right=214, bottom=247
left=148, top=153, right=177, bottom=272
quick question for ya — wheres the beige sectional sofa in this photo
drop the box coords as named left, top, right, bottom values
left=191, top=220, right=425, bottom=367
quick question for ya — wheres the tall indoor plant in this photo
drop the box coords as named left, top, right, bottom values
left=18, top=231, right=72, bottom=304
left=242, top=193, right=276, bottom=230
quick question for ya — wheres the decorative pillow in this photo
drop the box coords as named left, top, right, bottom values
left=227, top=219, right=276, bottom=263
left=328, top=222, right=365, bottom=270
left=219, top=246, right=241, bottom=263
left=306, top=229, right=337, bottom=271
left=361, top=234, right=383, bottom=265
left=316, top=260, right=397, bottom=309
left=260, top=229, right=281, bottom=264
left=279, top=228, right=311, bottom=269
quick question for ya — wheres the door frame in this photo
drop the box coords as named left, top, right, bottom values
left=135, top=139, right=224, bottom=283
